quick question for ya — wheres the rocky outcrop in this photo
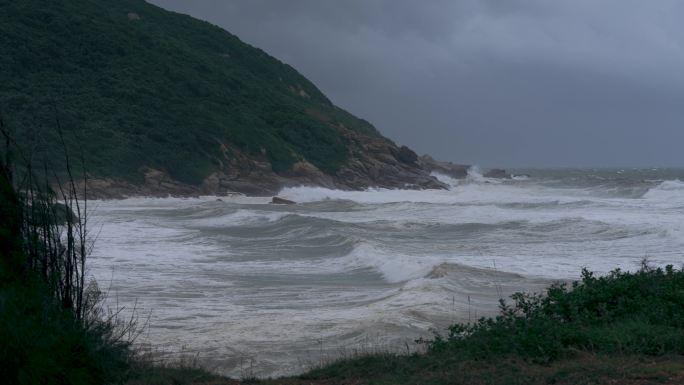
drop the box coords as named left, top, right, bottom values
left=81, top=174, right=196, bottom=200
left=333, top=132, right=446, bottom=191
left=78, top=123, right=454, bottom=198
left=271, top=197, right=296, bottom=205
left=79, top=116, right=517, bottom=199
left=484, top=169, right=511, bottom=179
left=73, top=130, right=451, bottom=201
left=419, top=155, right=470, bottom=179
left=394, top=145, right=418, bottom=164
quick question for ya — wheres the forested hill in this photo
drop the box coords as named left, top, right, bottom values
left=0, top=0, right=445, bottom=196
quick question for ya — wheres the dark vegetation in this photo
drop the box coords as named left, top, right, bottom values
left=0, top=117, right=138, bottom=384
left=296, top=263, right=684, bottom=384
left=0, top=0, right=383, bottom=184
left=430, top=265, right=684, bottom=361
left=1, top=112, right=241, bottom=384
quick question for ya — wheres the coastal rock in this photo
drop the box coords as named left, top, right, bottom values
left=218, top=180, right=279, bottom=197
left=271, top=197, right=296, bottom=205
left=77, top=170, right=199, bottom=199
left=75, top=134, right=458, bottom=199
left=394, top=145, right=418, bottom=164
left=76, top=143, right=458, bottom=198
left=484, top=169, right=510, bottom=179
left=331, top=131, right=447, bottom=191
left=419, top=155, right=470, bottom=179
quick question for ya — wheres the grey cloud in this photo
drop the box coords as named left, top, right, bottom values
left=150, top=0, right=684, bottom=167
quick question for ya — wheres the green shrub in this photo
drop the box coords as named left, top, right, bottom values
left=430, top=264, right=684, bottom=363
left=304, top=266, right=684, bottom=385
left=0, top=278, right=133, bottom=385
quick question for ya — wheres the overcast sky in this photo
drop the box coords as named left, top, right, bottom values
left=150, top=0, right=684, bottom=167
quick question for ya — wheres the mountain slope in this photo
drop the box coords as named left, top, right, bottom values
left=0, top=0, right=444, bottom=196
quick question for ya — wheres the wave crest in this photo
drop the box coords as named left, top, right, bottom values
left=643, top=180, right=684, bottom=201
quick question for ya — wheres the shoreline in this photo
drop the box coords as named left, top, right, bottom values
left=68, top=156, right=474, bottom=200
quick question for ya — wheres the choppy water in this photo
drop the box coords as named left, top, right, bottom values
left=89, top=168, right=684, bottom=377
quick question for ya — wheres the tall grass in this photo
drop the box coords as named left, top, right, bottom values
left=0, top=114, right=137, bottom=384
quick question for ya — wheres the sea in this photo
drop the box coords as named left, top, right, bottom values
left=89, top=168, right=684, bottom=378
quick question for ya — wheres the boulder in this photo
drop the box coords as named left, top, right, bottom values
left=419, top=155, right=469, bottom=179
left=271, top=196, right=296, bottom=205
left=484, top=169, right=510, bottom=179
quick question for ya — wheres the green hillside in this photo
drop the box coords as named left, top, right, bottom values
left=0, top=0, right=384, bottom=185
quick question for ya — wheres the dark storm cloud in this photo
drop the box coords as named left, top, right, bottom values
left=149, top=0, right=684, bottom=167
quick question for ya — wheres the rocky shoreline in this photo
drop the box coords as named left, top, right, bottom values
left=75, top=122, right=516, bottom=200
left=80, top=147, right=475, bottom=200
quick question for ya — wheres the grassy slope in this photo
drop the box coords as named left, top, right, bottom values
left=0, top=0, right=382, bottom=184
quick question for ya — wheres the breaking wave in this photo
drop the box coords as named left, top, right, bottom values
left=89, top=168, right=684, bottom=378
left=642, top=180, right=684, bottom=202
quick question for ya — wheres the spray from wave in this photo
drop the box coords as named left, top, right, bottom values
left=642, top=179, right=684, bottom=202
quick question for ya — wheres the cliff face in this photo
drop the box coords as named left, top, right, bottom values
left=84, top=134, right=446, bottom=198
left=1, top=0, right=448, bottom=197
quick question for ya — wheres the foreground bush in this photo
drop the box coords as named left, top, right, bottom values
left=430, top=264, right=684, bottom=362
left=303, top=265, right=684, bottom=385
left=0, top=278, right=133, bottom=384
left=0, top=122, right=135, bottom=384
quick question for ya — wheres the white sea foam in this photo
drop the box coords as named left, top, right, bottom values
left=430, top=172, right=464, bottom=188
left=464, top=165, right=488, bottom=183
left=187, top=209, right=289, bottom=227
left=87, top=171, right=684, bottom=378
left=643, top=180, right=684, bottom=202
left=329, top=242, right=444, bottom=283
left=511, top=174, right=530, bottom=181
